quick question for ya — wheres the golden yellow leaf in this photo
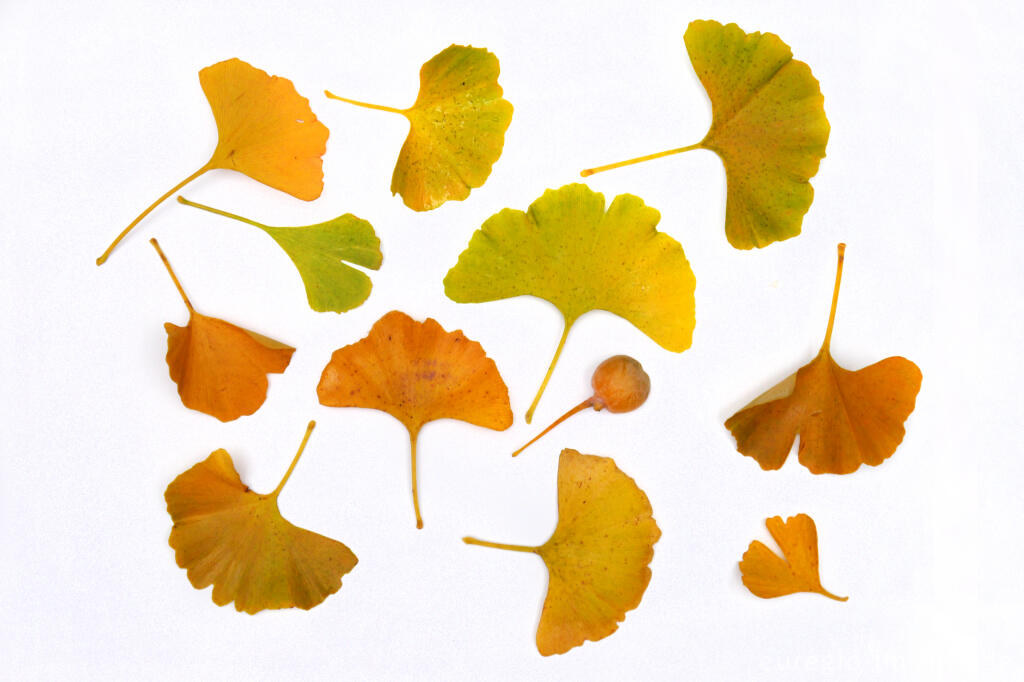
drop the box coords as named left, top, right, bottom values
left=739, top=514, right=846, bottom=601
left=165, top=422, right=358, bottom=614
left=725, top=244, right=922, bottom=473
left=464, top=448, right=660, bottom=655
left=317, top=310, right=512, bottom=528
left=152, top=239, right=293, bottom=422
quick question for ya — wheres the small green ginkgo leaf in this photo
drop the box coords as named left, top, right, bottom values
left=177, top=196, right=382, bottom=313
left=444, top=183, right=695, bottom=422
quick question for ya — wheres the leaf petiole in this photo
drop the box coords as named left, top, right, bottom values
left=525, top=319, right=573, bottom=424
left=177, top=195, right=269, bottom=230
left=409, top=428, right=424, bottom=529
left=324, top=90, right=406, bottom=116
left=462, top=537, right=538, bottom=554
left=271, top=421, right=317, bottom=499
left=821, top=243, right=846, bottom=352
left=580, top=142, right=703, bottom=177
left=150, top=238, right=195, bottom=314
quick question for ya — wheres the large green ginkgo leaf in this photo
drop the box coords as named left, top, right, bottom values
left=444, top=183, right=695, bottom=422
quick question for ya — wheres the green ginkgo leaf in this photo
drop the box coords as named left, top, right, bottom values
left=177, top=196, right=382, bottom=313
left=444, top=183, right=695, bottom=422
left=582, top=19, right=830, bottom=249
left=326, top=44, right=513, bottom=212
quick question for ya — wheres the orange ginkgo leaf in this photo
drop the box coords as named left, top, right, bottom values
left=464, top=448, right=660, bottom=656
left=739, top=514, right=846, bottom=601
left=151, top=238, right=294, bottom=421
left=725, top=244, right=922, bottom=474
left=166, top=421, right=358, bottom=614
left=97, top=58, right=328, bottom=265
left=317, top=311, right=512, bottom=528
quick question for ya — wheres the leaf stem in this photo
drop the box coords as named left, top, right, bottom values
left=580, top=143, right=703, bottom=177
left=271, top=421, right=317, bottom=499
left=150, top=238, right=195, bottom=314
left=525, top=319, right=573, bottom=424
left=96, top=165, right=210, bottom=265
left=512, top=399, right=593, bottom=457
left=816, top=586, right=849, bottom=602
left=324, top=90, right=406, bottom=116
left=177, top=195, right=269, bottom=230
left=409, top=428, right=424, bottom=529
left=462, top=537, right=538, bottom=554
left=822, top=243, right=846, bottom=352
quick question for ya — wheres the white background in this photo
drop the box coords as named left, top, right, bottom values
left=1, top=0, right=1019, bottom=679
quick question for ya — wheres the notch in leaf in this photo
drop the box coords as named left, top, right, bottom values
left=444, top=183, right=695, bottom=422
left=96, top=58, right=329, bottom=265
left=464, top=449, right=661, bottom=655
left=740, top=514, right=846, bottom=601
left=317, top=311, right=512, bottom=528
left=176, top=196, right=382, bottom=313
left=166, top=421, right=358, bottom=614
left=151, top=238, right=294, bottom=422
left=326, top=44, right=513, bottom=211
left=725, top=244, right=922, bottom=474
left=581, top=20, right=830, bottom=249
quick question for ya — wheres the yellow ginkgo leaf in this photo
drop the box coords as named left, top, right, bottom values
left=97, top=58, right=328, bottom=265
left=326, top=44, right=513, bottom=211
left=165, top=422, right=358, bottom=614
left=739, top=514, right=846, bottom=601
left=444, top=183, right=695, bottom=422
left=582, top=20, right=830, bottom=249
left=464, top=448, right=661, bottom=656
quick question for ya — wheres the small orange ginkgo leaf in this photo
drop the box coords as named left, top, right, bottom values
left=151, top=239, right=294, bottom=421
left=166, top=421, right=358, bottom=614
left=97, top=58, right=328, bottom=265
left=725, top=244, right=922, bottom=474
left=464, top=449, right=661, bottom=656
left=317, top=311, right=512, bottom=528
left=739, top=514, right=846, bottom=601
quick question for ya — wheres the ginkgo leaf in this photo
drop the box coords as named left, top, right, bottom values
left=176, top=196, right=382, bottom=313
left=581, top=19, right=830, bottom=249
left=464, top=448, right=661, bottom=656
left=166, top=421, right=358, bottom=614
left=97, top=58, right=329, bottom=264
left=317, top=311, right=512, bottom=528
left=151, top=238, right=294, bottom=422
left=326, top=44, right=513, bottom=211
left=725, top=244, right=922, bottom=473
left=739, top=514, right=846, bottom=601
left=444, top=183, right=695, bottom=422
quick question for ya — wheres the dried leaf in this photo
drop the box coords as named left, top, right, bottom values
left=725, top=244, right=922, bottom=473
left=97, top=58, right=328, bottom=264
left=177, top=196, right=382, bottom=313
left=326, top=44, right=513, bottom=211
left=317, top=311, right=512, bottom=528
left=166, top=421, right=358, bottom=614
left=582, top=19, right=830, bottom=249
left=152, top=239, right=293, bottom=422
left=444, top=183, right=695, bottom=422
left=740, top=514, right=846, bottom=601
left=464, top=448, right=660, bottom=655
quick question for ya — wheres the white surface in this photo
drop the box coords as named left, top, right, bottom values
left=1, top=0, right=1019, bottom=679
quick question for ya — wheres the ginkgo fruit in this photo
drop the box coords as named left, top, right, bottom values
left=581, top=20, right=830, bottom=249
left=151, top=238, right=294, bottom=421
left=512, top=355, right=650, bottom=457
left=444, top=183, right=695, bottom=422
left=725, top=244, right=922, bottom=473
left=464, top=448, right=660, bottom=655
left=739, top=514, right=846, bottom=601
left=176, top=196, right=382, bottom=313
left=316, top=311, right=512, bottom=528
left=326, top=44, right=513, bottom=211
left=96, top=58, right=328, bottom=265
left=165, top=421, right=358, bottom=614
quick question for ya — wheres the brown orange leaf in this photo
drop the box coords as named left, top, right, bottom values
left=739, top=514, right=846, bottom=601
left=317, top=310, right=512, bottom=528
left=464, top=448, right=660, bottom=656
left=166, top=421, right=358, bottom=614
left=725, top=244, right=922, bottom=473
left=97, top=58, right=329, bottom=264
left=152, top=238, right=294, bottom=422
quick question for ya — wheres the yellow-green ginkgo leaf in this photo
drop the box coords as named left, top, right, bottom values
left=326, top=44, right=513, bottom=211
left=582, top=20, right=830, bottom=249
left=444, top=183, right=695, bottom=422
